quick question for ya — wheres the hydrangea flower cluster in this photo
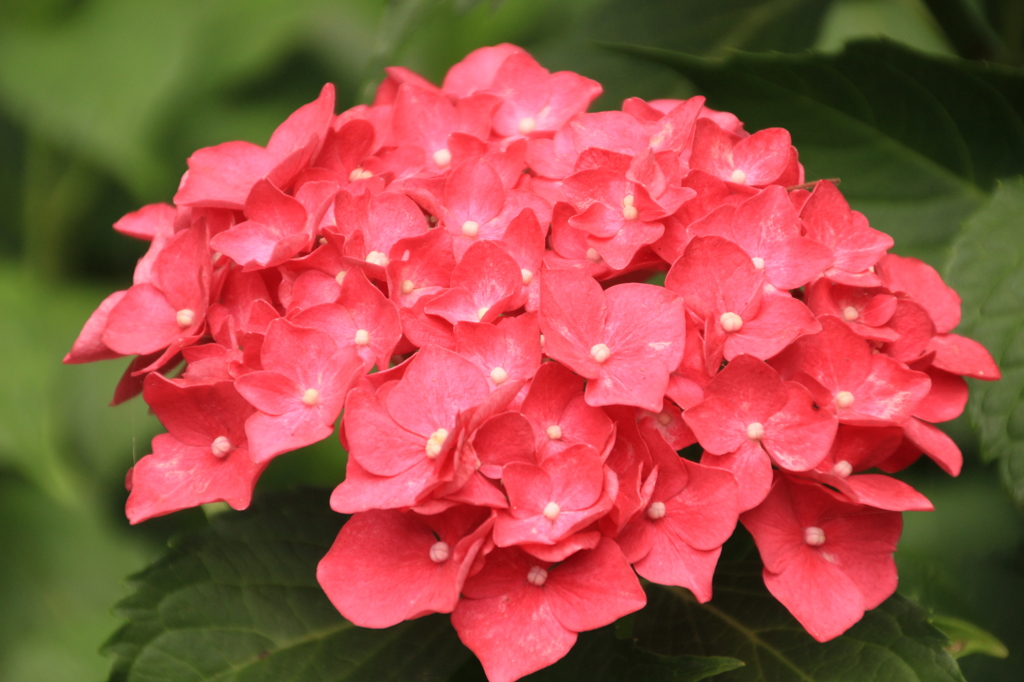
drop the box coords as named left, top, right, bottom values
left=66, top=44, right=1000, bottom=682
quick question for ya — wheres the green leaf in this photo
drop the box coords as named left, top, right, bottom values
left=104, top=488, right=471, bottom=682
left=0, top=0, right=378, bottom=199
left=0, top=264, right=160, bottom=500
left=587, top=0, right=836, bottom=58
left=632, top=563, right=966, bottom=682
left=930, top=615, right=1009, bottom=659
left=614, top=39, right=1024, bottom=264
left=814, top=0, right=956, bottom=57
left=0, top=473, right=148, bottom=682
left=944, top=177, right=1024, bottom=503
left=920, top=0, right=1008, bottom=62
left=107, top=489, right=746, bottom=682
left=521, top=626, right=743, bottom=682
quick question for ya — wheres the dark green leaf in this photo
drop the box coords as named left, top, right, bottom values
left=614, top=39, right=1024, bottom=263
left=920, top=0, right=1008, bottom=62
left=587, top=0, right=835, bottom=58
left=632, top=563, right=966, bottom=682
left=104, top=489, right=471, bottom=682
left=523, top=626, right=743, bottom=682
left=944, top=177, right=1024, bottom=503
left=107, top=489, right=747, bottom=682
left=930, top=615, right=1009, bottom=659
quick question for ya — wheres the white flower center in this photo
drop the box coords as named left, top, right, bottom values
left=490, top=367, right=508, bottom=385
left=365, top=251, right=389, bottom=267
left=210, top=436, right=232, bottom=458
left=647, top=501, right=667, bottom=520
left=401, top=279, right=415, bottom=295
left=804, top=526, right=826, bottom=546
left=842, top=306, right=860, bottom=321
left=585, top=248, right=602, bottom=263
left=752, top=257, right=765, bottom=270
left=730, top=168, right=747, bottom=184
left=461, top=220, right=479, bottom=237
left=354, top=329, right=370, bottom=346
left=426, top=428, right=449, bottom=458
left=433, top=148, right=452, bottom=168
left=832, top=460, right=853, bottom=478
left=429, top=541, right=450, bottom=563
left=622, top=194, right=638, bottom=221
left=302, top=388, right=320, bottom=406
left=720, top=312, right=743, bottom=333
left=590, top=343, right=611, bottom=363
left=518, top=117, right=537, bottom=134
left=521, top=269, right=533, bottom=285
left=176, top=308, right=195, bottom=328
left=542, top=502, right=560, bottom=521
left=835, top=391, right=855, bottom=409
left=546, top=425, right=563, bottom=440
left=527, top=565, right=548, bottom=586
left=747, top=422, right=765, bottom=440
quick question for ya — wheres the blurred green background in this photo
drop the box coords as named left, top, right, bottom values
left=0, top=0, right=1021, bottom=680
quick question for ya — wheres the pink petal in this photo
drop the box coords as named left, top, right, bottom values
left=732, top=128, right=792, bottom=185
left=762, top=382, right=838, bottom=471
left=102, top=283, right=181, bottom=355
left=114, top=203, right=176, bottom=241
left=876, top=254, right=961, bottom=333
left=702, top=441, right=773, bottom=512
left=233, top=371, right=303, bottom=416
left=317, top=508, right=487, bottom=628
left=659, top=459, right=739, bottom=551
left=64, top=291, right=126, bottom=364
left=839, top=474, right=934, bottom=511
left=331, top=455, right=446, bottom=513
left=474, top=412, right=536, bottom=478
left=902, top=417, right=963, bottom=476
left=840, top=354, right=931, bottom=426
left=266, top=83, right=334, bottom=158
left=143, top=375, right=252, bottom=447
left=386, top=346, right=489, bottom=438
left=173, top=140, right=274, bottom=209
left=243, top=407, right=334, bottom=462
left=445, top=157, right=506, bottom=227
left=544, top=539, right=647, bottom=632
left=453, top=580, right=576, bottom=682
left=763, top=554, right=865, bottom=642
left=584, top=283, right=687, bottom=412
left=443, top=44, right=526, bottom=96
left=725, top=292, right=820, bottom=361
left=927, top=333, right=1002, bottom=380
left=800, top=181, right=893, bottom=277
left=634, top=540, right=722, bottom=603
left=913, top=367, right=968, bottom=423
left=538, top=269, right=607, bottom=376
left=342, top=386, right=427, bottom=476
left=665, top=236, right=763, bottom=323
left=126, top=434, right=265, bottom=523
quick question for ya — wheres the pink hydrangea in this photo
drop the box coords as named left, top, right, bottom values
left=67, top=43, right=1001, bottom=682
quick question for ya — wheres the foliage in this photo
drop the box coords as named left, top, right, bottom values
left=0, top=0, right=1022, bottom=680
left=613, top=38, right=1024, bottom=265
left=106, top=490, right=967, bottom=682
left=945, top=179, right=1024, bottom=503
